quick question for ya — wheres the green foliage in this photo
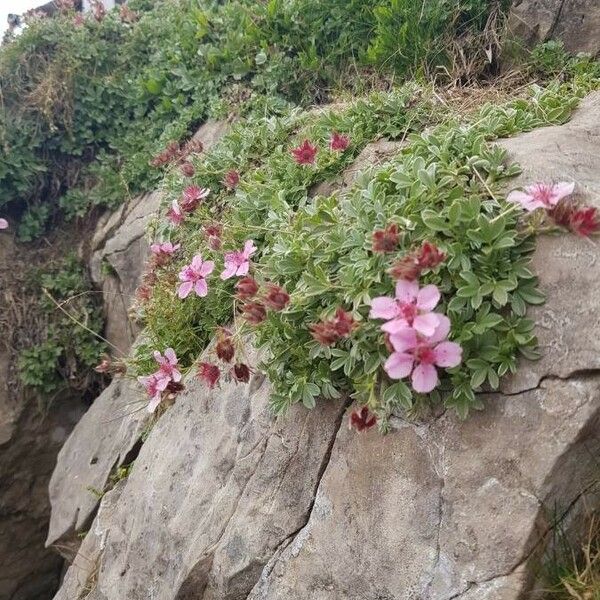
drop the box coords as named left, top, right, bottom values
left=133, top=71, right=599, bottom=424
left=18, top=255, right=106, bottom=396
left=0, top=0, right=509, bottom=240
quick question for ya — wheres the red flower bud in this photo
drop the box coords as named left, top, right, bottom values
left=372, top=223, right=400, bottom=253
left=569, top=206, right=600, bottom=237
left=215, top=332, right=235, bottom=363
left=180, top=162, right=195, bottom=177
left=332, top=308, right=357, bottom=336
left=388, top=255, right=421, bottom=281
left=309, top=321, right=340, bottom=346
left=235, top=277, right=259, bottom=299
left=417, top=241, right=446, bottom=269
left=223, top=170, right=240, bottom=190
left=349, top=406, right=377, bottom=432
left=242, top=302, right=267, bottom=325
left=197, top=362, right=220, bottom=388
left=263, top=284, right=290, bottom=311
left=231, top=363, right=251, bottom=383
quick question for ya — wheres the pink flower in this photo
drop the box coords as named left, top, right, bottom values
left=291, top=140, right=318, bottom=165
left=384, top=316, right=462, bottom=393
left=507, top=182, right=574, bottom=211
left=370, top=280, right=441, bottom=337
left=329, top=132, right=350, bottom=152
left=220, top=240, right=257, bottom=280
left=166, top=199, right=184, bottom=226
left=138, top=373, right=169, bottom=413
left=150, top=241, right=180, bottom=256
left=180, top=186, right=209, bottom=213
left=153, top=348, right=182, bottom=383
left=0, top=219, right=8, bottom=230
left=178, top=255, right=215, bottom=298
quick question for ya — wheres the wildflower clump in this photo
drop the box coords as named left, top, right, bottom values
left=129, top=81, right=600, bottom=429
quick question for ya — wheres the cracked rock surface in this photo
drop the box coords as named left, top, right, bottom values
left=50, top=93, right=600, bottom=599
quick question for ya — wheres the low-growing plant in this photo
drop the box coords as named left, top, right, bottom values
left=127, top=71, right=599, bottom=429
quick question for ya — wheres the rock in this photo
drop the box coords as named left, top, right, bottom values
left=498, top=90, right=600, bottom=393
left=52, top=356, right=345, bottom=599
left=248, top=378, right=600, bottom=600
left=0, top=234, right=88, bottom=600
left=89, top=120, right=230, bottom=354
left=46, top=377, right=148, bottom=555
left=508, top=0, right=600, bottom=57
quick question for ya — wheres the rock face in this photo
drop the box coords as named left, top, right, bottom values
left=508, top=0, right=600, bottom=57
left=89, top=120, right=230, bottom=355
left=0, top=235, right=88, bottom=600
left=49, top=93, right=600, bottom=600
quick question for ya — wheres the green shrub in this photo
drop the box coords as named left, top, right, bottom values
left=0, top=0, right=510, bottom=240
left=18, top=255, right=106, bottom=397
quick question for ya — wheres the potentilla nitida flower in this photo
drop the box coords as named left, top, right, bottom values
left=0, top=219, right=8, bottom=230
left=203, top=223, right=222, bottom=250
left=166, top=199, right=184, bottom=226
left=180, top=185, right=209, bottom=213
left=197, top=362, right=220, bottom=388
left=221, top=240, right=257, bottom=279
left=182, top=138, right=204, bottom=157
left=291, top=140, right=318, bottom=165
left=569, top=206, right=600, bottom=237
left=372, top=223, right=400, bottom=253
left=388, top=254, right=422, bottom=281
left=139, top=373, right=169, bottom=412
left=94, top=355, right=112, bottom=373
left=263, top=284, right=290, bottom=311
left=242, top=302, right=267, bottom=325
left=310, top=308, right=357, bottom=346
left=235, top=276, right=259, bottom=299
left=150, top=141, right=181, bottom=168
left=136, top=284, right=152, bottom=302
left=370, top=280, right=441, bottom=337
left=177, top=255, right=215, bottom=299
left=349, top=406, right=377, bottom=432
left=150, top=241, right=180, bottom=267
left=416, top=241, right=446, bottom=269
left=180, top=162, right=195, bottom=177
left=223, top=170, right=240, bottom=190
left=507, top=181, right=574, bottom=211
left=231, top=363, right=251, bottom=383
left=215, top=330, right=235, bottom=363
left=384, top=316, right=462, bottom=393
left=73, top=13, right=85, bottom=26
left=329, top=132, right=350, bottom=152
left=153, top=348, right=182, bottom=383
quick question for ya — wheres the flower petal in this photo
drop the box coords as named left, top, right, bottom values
left=0, top=218, right=8, bottom=229
left=553, top=181, right=575, bottom=202
left=411, top=363, right=438, bottom=393
left=243, top=239, right=257, bottom=258
left=413, top=312, right=440, bottom=337
left=506, top=190, right=534, bottom=210
left=164, top=348, right=177, bottom=364
left=370, top=297, right=399, bottom=320
left=236, top=260, right=250, bottom=276
left=191, top=255, right=204, bottom=270
left=171, top=368, right=182, bottom=383
left=194, top=279, right=208, bottom=297
left=220, top=264, right=236, bottom=280
left=381, top=318, right=409, bottom=334
left=416, top=284, right=440, bottom=311
left=433, top=341, right=462, bottom=368
left=427, top=314, right=451, bottom=343
left=178, top=281, right=193, bottom=299
left=384, top=352, right=414, bottom=379
left=395, top=279, right=419, bottom=303
left=389, top=328, right=418, bottom=352
left=199, top=260, right=215, bottom=277
left=147, top=395, right=162, bottom=413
